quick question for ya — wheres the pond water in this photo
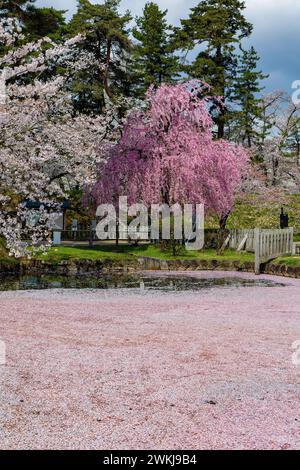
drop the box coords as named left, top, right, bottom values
left=0, top=273, right=286, bottom=292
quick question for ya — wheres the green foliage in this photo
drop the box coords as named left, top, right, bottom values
left=2, top=0, right=267, bottom=144
left=230, top=46, right=268, bottom=147
left=24, top=6, right=66, bottom=40
left=68, top=0, right=133, bottom=113
left=0, top=0, right=34, bottom=20
left=175, top=0, right=252, bottom=137
left=132, top=1, right=180, bottom=95
left=0, top=1, right=65, bottom=39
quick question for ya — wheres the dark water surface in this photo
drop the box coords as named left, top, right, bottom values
left=0, top=273, right=286, bottom=292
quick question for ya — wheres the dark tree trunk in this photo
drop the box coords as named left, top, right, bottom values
left=217, top=119, right=225, bottom=139
left=103, top=39, right=112, bottom=99
left=217, top=211, right=231, bottom=255
left=247, top=133, right=252, bottom=148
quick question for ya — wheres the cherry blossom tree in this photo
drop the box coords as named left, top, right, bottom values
left=92, top=82, right=249, bottom=230
left=251, top=91, right=300, bottom=188
left=0, top=17, right=133, bottom=257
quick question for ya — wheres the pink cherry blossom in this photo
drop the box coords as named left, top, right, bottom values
left=92, top=82, right=249, bottom=219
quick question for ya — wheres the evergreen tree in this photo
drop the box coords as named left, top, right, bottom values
left=0, top=0, right=34, bottom=21
left=231, top=46, right=268, bottom=147
left=176, top=0, right=252, bottom=138
left=25, top=6, right=66, bottom=40
left=132, top=2, right=180, bottom=94
left=68, top=0, right=132, bottom=113
left=0, top=1, right=66, bottom=40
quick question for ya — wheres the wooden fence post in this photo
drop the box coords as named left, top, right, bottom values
left=254, top=228, right=261, bottom=275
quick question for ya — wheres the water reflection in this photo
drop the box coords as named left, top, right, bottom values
left=0, top=274, right=285, bottom=292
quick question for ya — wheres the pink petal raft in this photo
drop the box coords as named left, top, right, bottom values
left=0, top=271, right=299, bottom=450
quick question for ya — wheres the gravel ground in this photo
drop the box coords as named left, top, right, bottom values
left=0, top=271, right=300, bottom=450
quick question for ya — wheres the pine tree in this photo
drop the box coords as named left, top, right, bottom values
left=132, top=2, right=180, bottom=95
left=25, top=7, right=66, bottom=40
left=0, top=1, right=66, bottom=40
left=231, top=46, right=268, bottom=147
left=176, top=0, right=252, bottom=138
left=68, top=0, right=132, bottom=113
left=0, top=0, right=34, bottom=21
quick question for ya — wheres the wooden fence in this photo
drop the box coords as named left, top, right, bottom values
left=254, top=228, right=294, bottom=274
left=221, top=228, right=294, bottom=274
left=228, top=229, right=255, bottom=252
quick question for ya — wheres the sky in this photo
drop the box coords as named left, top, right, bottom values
left=36, top=0, right=300, bottom=93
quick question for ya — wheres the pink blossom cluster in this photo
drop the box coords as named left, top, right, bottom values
left=92, top=82, right=249, bottom=218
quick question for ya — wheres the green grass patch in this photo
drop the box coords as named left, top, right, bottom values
left=273, top=256, right=300, bottom=267
left=36, top=244, right=254, bottom=263
left=206, top=194, right=300, bottom=231
left=36, top=245, right=133, bottom=262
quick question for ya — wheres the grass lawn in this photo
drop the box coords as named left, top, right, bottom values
left=36, top=244, right=254, bottom=263
left=273, top=255, right=300, bottom=267
left=206, top=194, right=300, bottom=231
left=3, top=241, right=300, bottom=268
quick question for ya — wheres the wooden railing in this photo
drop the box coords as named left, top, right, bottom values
left=254, top=228, right=294, bottom=274
left=219, top=228, right=295, bottom=274
left=228, top=229, right=255, bottom=252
